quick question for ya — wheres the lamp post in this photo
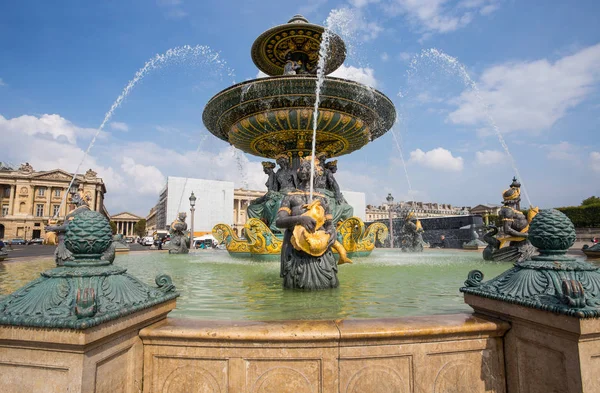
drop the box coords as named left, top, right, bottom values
left=386, top=193, right=394, bottom=248
left=189, top=191, right=196, bottom=248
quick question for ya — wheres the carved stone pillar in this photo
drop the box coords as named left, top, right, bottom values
left=8, top=185, right=15, bottom=215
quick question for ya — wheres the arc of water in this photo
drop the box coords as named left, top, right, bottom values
left=410, top=49, right=532, bottom=207
left=309, top=28, right=333, bottom=201
left=53, top=45, right=235, bottom=219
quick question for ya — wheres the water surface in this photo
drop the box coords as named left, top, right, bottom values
left=0, top=249, right=511, bottom=320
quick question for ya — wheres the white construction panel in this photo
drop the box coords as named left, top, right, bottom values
left=166, top=177, right=234, bottom=232
left=341, top=190, right=366, bottom=221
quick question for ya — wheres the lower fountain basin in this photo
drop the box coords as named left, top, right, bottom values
left=0, top=249, right=510, bottom=321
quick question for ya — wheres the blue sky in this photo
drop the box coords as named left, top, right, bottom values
left=1, top=0, right=599, bottom=217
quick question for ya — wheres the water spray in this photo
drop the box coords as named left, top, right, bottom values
left=54, top=45, right=235, bottom=219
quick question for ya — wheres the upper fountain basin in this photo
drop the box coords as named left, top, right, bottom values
left=202, top=75, right=396, bottom=159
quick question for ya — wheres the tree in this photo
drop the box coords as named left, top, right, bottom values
left=109, top=221, right=117, bottom=235
left=134, top=219, right=147, bottom=237
left=582, top=196, right=600, bottom=206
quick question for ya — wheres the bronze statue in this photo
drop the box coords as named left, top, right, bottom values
left=246, top=155, right=297, bottom=234
left=45, top=189, right=91, bottom=266
left=483, top=177, right=538, bottom=262
left=400, top=212, right=425, bottom=252
left=323, top=159, right=354, bottom=223
left=276, top=158, right=343, bottom=290
left=274, top=154, right=297, bottom=192
left=168, top=212, right=190, bottom=254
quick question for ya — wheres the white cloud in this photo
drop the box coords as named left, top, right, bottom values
left=120, top=157, right=165, bottom=195
left=0, top=78, right=5, bottom=86
left=156, top=0, right=187, bottom=19
left=380, top=52, right=389, bottom=61
left=330, top=64, right=378, bottom=88
left=384, top=0, right=500, bottom=36
left=475, top=150, right=505, bottom=166
left=591, top=152, right=600, bottom=173
left=409, top=147, right=463, bottom=171
left=397, top=52, right=413, bottom=62
left=349, top=0, right=380, bottom=7
left=0, top=114, right=97, bottom=145
left=109, top=121, right=129, bottom=132
left=544, top=141, right=578, bottom=162
left=448, top=43, right=600, bottom=133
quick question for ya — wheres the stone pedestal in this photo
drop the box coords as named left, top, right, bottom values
left=0, top=299, right=176, bottom=393
left=140, top=313, right=508, bottom=393
left=466, top=295, right=600, bottom=393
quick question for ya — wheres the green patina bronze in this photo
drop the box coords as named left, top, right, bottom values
left=0, top=209, right=178, bottom=329
left=461, top=209, right=600, bottom=318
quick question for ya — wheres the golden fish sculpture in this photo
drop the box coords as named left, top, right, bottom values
left=291, top=199, right=352, bottom=264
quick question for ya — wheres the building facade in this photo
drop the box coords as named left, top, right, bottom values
left=470, top=204, right=502, bottom=216
left=110, top=212, right=144, bottom=237
left=0, top=163, right=107, bottom=240
left=366, top=201, right=469, bottom=222
left=233, top=189, right=265, bottom=235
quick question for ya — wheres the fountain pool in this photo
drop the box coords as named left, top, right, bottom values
left=0, top=249, right=510, bottom=321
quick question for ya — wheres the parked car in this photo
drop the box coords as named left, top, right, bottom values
left=9, top=238, right=26, bottom=245
left=27, top=238, right=44, bottom=245
left=142, top=236, right=154, bottom=246
left=125, top=237, right=134, bottom=243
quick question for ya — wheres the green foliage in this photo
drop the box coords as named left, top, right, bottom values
left=557, top=204, right=600, bottom=228
left=109, top=221, right=117, bottom=235
left=582, top=196, right=600, bottom=206
left=485, top=214, right=503, bottom=227
left=134, top=219, right=147, bottom=237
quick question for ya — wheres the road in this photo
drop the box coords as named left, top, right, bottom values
left=2, top=242, right=150, bottom=260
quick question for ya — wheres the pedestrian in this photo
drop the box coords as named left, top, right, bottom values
left=158, top=239, right=163, bottom=250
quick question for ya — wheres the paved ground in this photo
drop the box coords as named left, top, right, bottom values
left=2, top=242, right=151, bottom=260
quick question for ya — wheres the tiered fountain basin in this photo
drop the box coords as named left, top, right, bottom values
left=203, top=75, right=396, bottom=160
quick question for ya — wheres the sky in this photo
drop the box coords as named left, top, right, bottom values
left=1, top=0, right=599, bottom=217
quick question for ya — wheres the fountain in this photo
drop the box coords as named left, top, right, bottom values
left=205, top=15, right=392, bottom=260
left=2, top=12, right=600, bottom=393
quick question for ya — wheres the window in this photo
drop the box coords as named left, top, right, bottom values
left=37, top=187, right=46, bottom=197
left=3, top=187, right=10, bottom=198
left=1, top=205, right=8, bottom=216
left=52, top=205, right=60, bottom=216
left=54, top=189, right=61, bottom=198
left=36, top=204, right=44, bottom=217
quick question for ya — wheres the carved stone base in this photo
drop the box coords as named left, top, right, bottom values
left=465, top=295, right=600, bottom=393
left=0, top=300, right=176, bottom=393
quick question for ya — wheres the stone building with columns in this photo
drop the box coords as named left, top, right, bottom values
left=110, top=212, right=144, bottom=238
left=232, top=188, right=265, bottom=235
left=0, top=163, right=107, bottom=240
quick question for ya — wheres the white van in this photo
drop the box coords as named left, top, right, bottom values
left=142, top=236, right=154, bottom=246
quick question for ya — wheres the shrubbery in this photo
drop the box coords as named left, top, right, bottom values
left=556, top=204, right=600, bottom=227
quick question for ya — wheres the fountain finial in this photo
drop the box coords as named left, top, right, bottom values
left=288, top=14, right=309, bottom=23
left=250, top=15, right=346, bottom=76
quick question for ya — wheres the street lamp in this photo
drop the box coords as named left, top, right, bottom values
left=386, top=193, right=394, bottom=248
left=189, top=191, right=196, bottom=248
